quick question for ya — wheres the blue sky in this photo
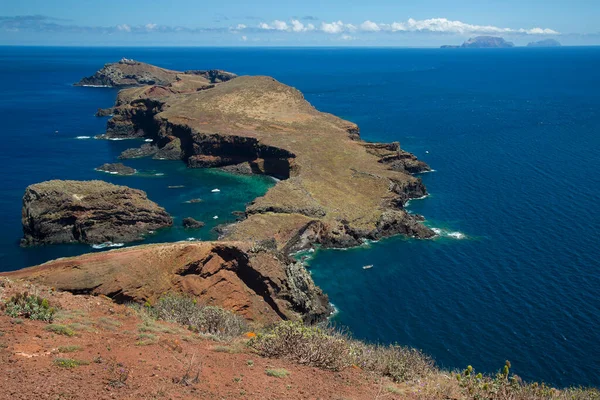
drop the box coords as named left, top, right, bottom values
left=1, top=0, right=598, bottom=46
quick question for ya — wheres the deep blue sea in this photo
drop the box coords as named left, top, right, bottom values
left=1, top=46, right=599, bottom=388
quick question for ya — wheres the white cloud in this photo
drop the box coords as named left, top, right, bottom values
left=248, top=17, right=558, bottom=36
left=272, top=20, right=289, bottom=30
left=321, top=20, right=356, bottom=34
left=341, top=34, right=355, bottom=41
left=241, top=35, right=247, bottom=41
left=236, top=24, right=247, bottom=30
left=145, top=23, right=157, bottom=31
left=116, top=24, right=131, bottom=32
left=360, top=20, right=381, bottom=32
left=360, top=18, right=559, bottom=35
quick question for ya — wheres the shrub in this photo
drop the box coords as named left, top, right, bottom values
left=3, top=292, right=55, bottom=322
left=265, top=368, right=289, bottom=378
left=53, top=358, right=89, bottom=368
left=45, top=324, right=75, bottom=336
left=151, top=294, right=247, bottom=340
left=57, top=345, right=81, bottom=353
left=349, top=341, right=435, bottom=382
left=249, top=320, right=350, bottom=371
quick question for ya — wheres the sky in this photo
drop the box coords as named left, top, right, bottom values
left=1, top=0, right=599, bottom=46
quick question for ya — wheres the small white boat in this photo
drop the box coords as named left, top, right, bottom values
left=211, top=188, right=220, bottom=193
left=213, top=215, right=219, bottom=219
left=425, top=150, right=429, bottom=154
left=362, top=265, right=374, bottom=270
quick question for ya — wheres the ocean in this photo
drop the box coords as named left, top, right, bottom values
left=0, top=46, right=598, bottom=388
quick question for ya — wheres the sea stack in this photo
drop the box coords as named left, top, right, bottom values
left=21, top=180, right=172, bottom=246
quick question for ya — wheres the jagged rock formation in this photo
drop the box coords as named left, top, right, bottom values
left=527, top=39, right=561, bottom=47
left=75, top=58, right=236, bottom=88
left=2, top=242, right=330, bottom=323
left=442, top=36, right=515, bottom=48
left=21, top=180, right=172, bottom=246
left=95, top=163, right=136, bottom=175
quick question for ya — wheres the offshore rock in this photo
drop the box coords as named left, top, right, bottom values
left=95, top=163, right=136, bottom=175
left=182, top=217, right=205, bottom=229
left=21, top=180, right=172, bottom=246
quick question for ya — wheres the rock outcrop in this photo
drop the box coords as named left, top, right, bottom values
left=95, top=162, right=136, bottom=175
left=21, top=180, right=172, bottom=246
left=182, top=217, right=205, bottom=229
left=2, top=242, right=330, bottom=323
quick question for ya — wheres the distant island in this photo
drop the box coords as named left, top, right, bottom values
left=527, top=38, right=562, bottom=47
left=441, top=36, right=515, bottom=48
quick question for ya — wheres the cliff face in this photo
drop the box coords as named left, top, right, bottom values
left=21, top=180, right=172, bottom=246
left=95, top=64, right=434, bottom=251
left=2, top=242, right=330, bottom=323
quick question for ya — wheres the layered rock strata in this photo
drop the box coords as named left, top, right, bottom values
left=21, top=180, right=172, bottom=246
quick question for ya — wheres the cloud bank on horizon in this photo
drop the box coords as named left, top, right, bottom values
left=251, top=18, right=559, bottom=36
left=0, top=15, right=559, bottom=37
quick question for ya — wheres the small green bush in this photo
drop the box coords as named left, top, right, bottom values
left=265, top=368, right=289, bottom=378
left=57, top=345, right=81, bottom=353
left=3, top=292, right=55, bottom=322
left=349, top=341, right=434, bottom=382
left=53, top=358, right=89, bottom=368
left=151, top=294, right=247, bottom=340
left=45, top=324, right=75, bottom=336
left=249, top=320, right=350, bottom=371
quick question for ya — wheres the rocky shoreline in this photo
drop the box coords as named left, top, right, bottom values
left=7, top=59, right=434, bottom=323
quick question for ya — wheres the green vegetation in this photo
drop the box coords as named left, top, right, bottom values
left=265, top=368, right=289, bottom=378
left=3, top=292, right=55, bottom=322
left=136, top=293, right=247, bottom=341
left=45, top=324, right=75, bottom=336
left=53, top=358, right=89, bottom=368
left=57, top=345, right=82, bottom=353
left=136, top=333, right=159, bottom=346
left=249, top=321, right=600, bottom=399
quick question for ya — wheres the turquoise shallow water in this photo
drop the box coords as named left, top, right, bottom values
left=0, top=46, right=599, bottom=387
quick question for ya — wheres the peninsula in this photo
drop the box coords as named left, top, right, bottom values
left=6, top=59, right=432, bottom=323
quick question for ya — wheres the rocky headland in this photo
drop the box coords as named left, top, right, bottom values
left=8, top=59, right=433, bottom=324
left=21, top=180, right=172, bottom=246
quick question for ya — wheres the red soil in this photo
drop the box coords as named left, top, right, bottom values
left=0, top=278, right=406, bottom=400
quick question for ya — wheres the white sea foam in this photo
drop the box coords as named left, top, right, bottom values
left=81, top=84, right=111, bottom=88
left=328, top=303, right=339, bottom=318
left=75, top=136, right=91, bottom=139
left=145, top=139, right=154, bottom=142
left=154, top=173, right=165, bottom=176
left=91, top=242, right=125, bottom=249
left=108, top=138, right=127, bottom=141
left=431, top=227, right=466, bottom=240
left=213, top=215, right=219, bottom=219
